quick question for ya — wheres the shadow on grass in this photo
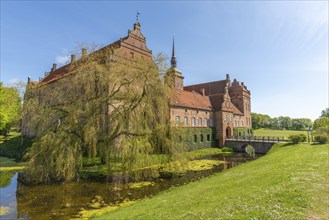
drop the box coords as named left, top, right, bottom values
left=0, top=135, right=32, bottom=161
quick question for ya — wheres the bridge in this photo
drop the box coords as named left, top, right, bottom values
left=225, top=136, right=287, bottom=154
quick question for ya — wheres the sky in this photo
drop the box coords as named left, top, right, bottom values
left=1, top=1, right=328, bottom=121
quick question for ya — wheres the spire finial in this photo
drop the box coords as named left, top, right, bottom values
left=171, top=35, right=177, bottom=68
left=136, top=11, right=140, bottom=23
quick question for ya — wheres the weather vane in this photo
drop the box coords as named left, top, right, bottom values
left=136, top=11, right=140, bottom=22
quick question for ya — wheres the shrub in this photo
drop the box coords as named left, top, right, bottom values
left=298, top=134, right=307, bottom=142
left=314, top=134, right=328, bottom=144
left=288, top=134, right=307, bottom=144
left=245, top=145, right=255, bottom=157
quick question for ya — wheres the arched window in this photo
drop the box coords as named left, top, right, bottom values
left=209, top=118, right=213, bottom=127
left=194, top=135, right=197, bottom=142
left=224, top=114, right=227, bottom=122
left=229, top=115, right=232, bottom=122
left=241, top=120, right=244, bottom=127
left=184, top=116, right=188, bottom=126
left=198, top=118, right=202, bottom=127
left=204, top=118, right=208, bottom=127
left=175, top=116, right=180, bottom=125
left=192, top=117, right=196, bottom=127
left=207, top=134, right=210, bottom=141
left=200, top=134, right=204, bottom=142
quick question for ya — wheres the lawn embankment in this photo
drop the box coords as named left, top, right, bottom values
left=94, top=143, right=329, bottom=219
left=254, top=128, right=308, bottom=139
left=0, top=132, right=32, bottom=160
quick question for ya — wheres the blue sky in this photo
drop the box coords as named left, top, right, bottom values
left=1, top=1, right=328, bottom=120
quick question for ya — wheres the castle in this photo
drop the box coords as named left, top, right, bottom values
left=22, top=21, right=252, bottom=148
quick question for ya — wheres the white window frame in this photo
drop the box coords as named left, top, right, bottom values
left=198, top=118, right=202, bottom=127
left=192, top=117, right=196, bottom=127
left=184, top=116, right=188, bottom=126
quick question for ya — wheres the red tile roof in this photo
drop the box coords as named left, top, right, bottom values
left=184, top=80, right=227, bottom=96
left=231, top=103, right=243, bottom=115
left=171, top=89, right=212, bottom=111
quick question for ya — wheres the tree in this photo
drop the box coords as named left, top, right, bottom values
left=320, top=108, right=329, bottom=117
left=0, top=83, right=21, bottom=135
left=313, top=117, right=329, bottom=130
left=23, top=48, right=186, bottom=183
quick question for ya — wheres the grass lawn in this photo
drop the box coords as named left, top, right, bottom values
left=0, top=156, right=25, bottom=171
left=93, top=143, right=329, bottom=219
left=254, top=128, right=308, bottom=139
left=0, top=132, right=32, bottom=160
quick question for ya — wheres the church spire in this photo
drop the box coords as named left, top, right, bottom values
left=171, top=36, right=177, bottom=68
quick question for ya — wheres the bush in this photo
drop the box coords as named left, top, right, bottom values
left=245, top=145, right=255, bottom=157
left=288, top=134, right=307, bottom=144
left=314, top=134, right=328, bottom=144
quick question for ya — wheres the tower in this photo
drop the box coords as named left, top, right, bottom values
left=165, top=36, right=184, bottom=90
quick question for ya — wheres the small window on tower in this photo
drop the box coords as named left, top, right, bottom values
left=130, top=52, right=134, bottom=58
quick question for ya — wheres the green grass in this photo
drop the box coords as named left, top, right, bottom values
left=94, top=143, right=329, bottom=219
left=0, top=132, right=32, bottom=160
left=254, top=128, right=308, bottom=139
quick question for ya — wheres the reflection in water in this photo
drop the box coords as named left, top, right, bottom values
left=0, top=173, right=18, bottom=219
left=1, top=153, right=257, bottom=219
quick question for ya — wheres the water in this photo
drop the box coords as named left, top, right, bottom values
left=0, top=153, right=257, bottom=219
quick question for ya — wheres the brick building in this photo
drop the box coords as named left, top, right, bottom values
left=167, top=38, right=252, bottom=148
left=23, top=21, right=252, bottom=148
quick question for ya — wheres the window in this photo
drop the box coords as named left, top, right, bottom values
left=130, top=52, right=134, bottom=58
left=194, top=135, right=197, bottom=142
left=192, top=117, right=196, bottom=127
left=204, top=118, right=207, bottom=127
left=207, top=134, right=210, bottom=141
left=184, top=117, right=188, bottom=126
left=209, top=118, right=213, bottom=127
left=200, top=134, right=204, bottom=142
left=241, top=120, right=244, bottom=127
left=198, top=118, right=202, bottom=127
left=175, top=116, right=180, bottom=125
left=224, top=114, right=227, bottom=122
left=234, top=121, right=237, bottom=127
left=229, top=115, right=232, bottom=122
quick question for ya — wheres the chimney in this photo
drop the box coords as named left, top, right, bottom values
left=51, top=63, right=57, bottom=72
left=241, top=82, right=244, bottom=87
left=71, top=54, right=76, bottom=63
left=82, top=48, right=87, bottom=58
left=226, top=74, right=230, bottom=81
left=200, top=88, right=205, bottom=96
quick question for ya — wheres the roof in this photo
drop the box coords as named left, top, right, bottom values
left=171, top=89, right=212, bottom=111
left=36, top=23, right=151, bottom=85
left=184, top=80, right=227, bottom=96
left=208, top=94, right=243, bottom=115
left=231, top=103, right=244, bottom=115
left=209, top=95, right=224, bottom=111
left=41, top=64, right=70, bottom=83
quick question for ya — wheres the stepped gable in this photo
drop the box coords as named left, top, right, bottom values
left=184, top=80, right=227, bottom=96
left=171, top=89, right=212, bottom=111
left=39, top=22, right=151, bottom=84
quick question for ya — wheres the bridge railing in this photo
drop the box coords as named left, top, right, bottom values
left=226, top=136, right=287, bottom=142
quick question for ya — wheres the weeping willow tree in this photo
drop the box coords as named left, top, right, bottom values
left=23, top=46, right=187, bottom=184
